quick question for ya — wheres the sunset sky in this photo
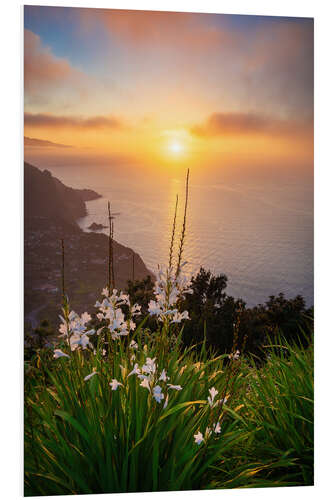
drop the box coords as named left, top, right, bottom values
left=24, top=6, right=313, bottom=174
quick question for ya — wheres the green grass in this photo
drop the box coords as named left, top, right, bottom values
left=211, top=337, right=314, bottom=489
left=24, top=328, right=313, bottom=495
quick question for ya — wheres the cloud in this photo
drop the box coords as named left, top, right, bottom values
left=77, top=11, right=313, bottom=118
left=24, top=29, right=84, bottom=95
left=24, top=112, right=125, bottom=131
left=24, top=136, right=73, bottom=148
left=79, top=9, right=232, bottom=50
left=191, top=112, right=312, bottom=138
left=238, top=21, right=313, bottom=117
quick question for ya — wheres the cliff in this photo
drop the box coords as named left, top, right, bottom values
left=24, top=162, right=101, bottom=223
left=24, top=162, right=154, bottom=329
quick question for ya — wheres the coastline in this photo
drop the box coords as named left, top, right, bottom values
left=24, top=163, right=154, bottom=329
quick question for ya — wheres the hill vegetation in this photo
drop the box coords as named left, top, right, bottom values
left=24, top=271, right=314, bottom=494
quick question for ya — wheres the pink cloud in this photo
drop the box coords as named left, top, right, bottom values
left=24, top=29, right=83, bottom=94
left=79, top=9, right=232, bottom=50
left=24, top=112, right=125, bottom=131
left=191, top=112, right=312, bottom=138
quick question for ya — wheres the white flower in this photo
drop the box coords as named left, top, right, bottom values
left=58, top=321, right=68, bottom=337
left=140, top=377, right=151, bottom=391
left=171, top=311, right=190, bottom=323
left=110, top=309, right=125, bottom=332
left=129, top=339, right=138, bottom=350
left=53, top=349, right=70, bottom=359
left=159, top=369, right=169, bottom=382
left=95, top=289, right=140, bottom=340
left=119, top=325, right=130, bottom=337
left=148, top=300, right=162, bottom=316
left=58, top=309, right=94, bottom=346
left=69, top=333, right=80, bottom=351
left=84, top=371, right=98, bottom=382
left=213, top=422, right=221, bottom=434
left=70, top=333, right=91, bottom=350
left=128, top=363, right=141, bottom=377
left=119, top=293, right=130, bottom=305
left=194, top=431, right=204, bottom=445
left=208, top=387, right=218, bottom=408
left=147, top=264, right=191, bottom=324
left=163, top=393, right=169, bottom=409
left=131, top=304, right=141, bottom=316
left=80, top=312, right=91, bottom=324
left=68, top=310, right=77, bottom=322
left=168, top=287, right=179, bottom=306
left=142, top=357, right=156, bottom=375
left=153, top=385, right=164, bottom=403
left=228, top=350, right=240, bottom=360
left=110, top=379, right=123, bottom=391
left=167, top=384, right=182, bottom=391
left=128, top=320, right=136, bottom=331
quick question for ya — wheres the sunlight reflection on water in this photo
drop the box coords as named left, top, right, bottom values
left=48, top=165, right=313, bottom=307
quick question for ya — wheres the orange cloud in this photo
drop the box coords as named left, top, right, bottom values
left=24, top=136, right=73, bottom=148
left=24, top=112, right=125, bottom=131
left=24, top=29, right=83, bottom=94
left=191, top=112, right=312, bottom=139
left=79, top=9, right=232, bottom=50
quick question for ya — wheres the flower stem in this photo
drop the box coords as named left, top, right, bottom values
left=176, top=169, right=189, bottom=278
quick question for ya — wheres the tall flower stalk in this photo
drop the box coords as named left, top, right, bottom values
left=168, top=194, right=178, bottom=272
left=108, top=201, right=115, bottom=291
left=176, top=168, right=189, bottom=278
left=148, top=169, right=192, bottom=329
left=146, top=170, right=192, bottom=359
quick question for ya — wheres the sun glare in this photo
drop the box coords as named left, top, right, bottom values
left=160, top=129, right=191, bottom=162
left=168, top=140, right=184, bottom=155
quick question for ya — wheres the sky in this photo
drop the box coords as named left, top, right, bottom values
left=24, top=5, right=313, bottom=175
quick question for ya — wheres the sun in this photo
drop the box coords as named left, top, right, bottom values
left=168, top=140, right=184, bottom=155
left=160, top=129, right=190, bottom=161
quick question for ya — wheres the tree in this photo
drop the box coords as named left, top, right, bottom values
left=126, top=268, right=313, bottom=357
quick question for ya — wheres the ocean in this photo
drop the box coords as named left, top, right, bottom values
left=46, top=164, right=313, bottom=307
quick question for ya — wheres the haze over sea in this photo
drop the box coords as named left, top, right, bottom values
left=47, top=164, right=313, bottom=308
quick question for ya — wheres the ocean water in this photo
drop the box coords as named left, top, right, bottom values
left=46, top=164, right=313, bottom=307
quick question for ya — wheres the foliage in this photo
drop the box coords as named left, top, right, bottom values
left=211, top=335, right=314, bottom=488
left=127, top=268, right=313, bottom=357
left=24, top=325, right=313, bottom=495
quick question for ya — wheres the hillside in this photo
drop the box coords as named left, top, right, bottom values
left=24, top=162, right=154, bottom=329
left=24, top=162, right=102, bottom=223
